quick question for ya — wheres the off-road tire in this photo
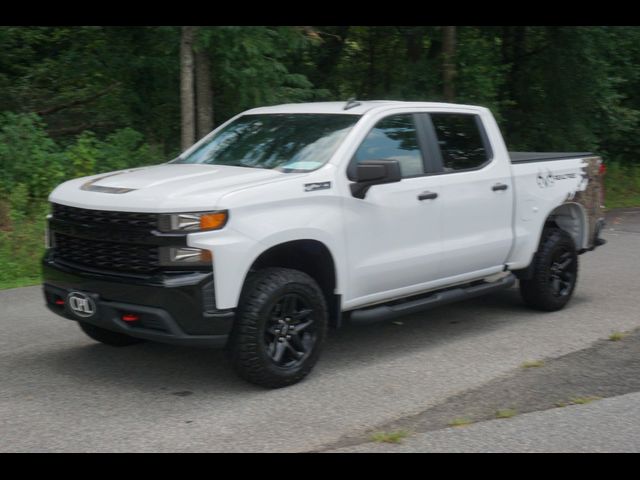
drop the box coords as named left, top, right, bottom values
left=520, top=227, right=579, bottom=311
left=78, top=321, right=146, bottom=346
left=227, top=267, right=328, bottom=389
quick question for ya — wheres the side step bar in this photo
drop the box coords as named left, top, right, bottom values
left=349, top=274, right=516, bottom=325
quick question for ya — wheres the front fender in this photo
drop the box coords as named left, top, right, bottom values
left=187, top=226, right=346, bottom=310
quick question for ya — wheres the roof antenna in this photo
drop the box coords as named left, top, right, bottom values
left=343, top=98, right=361, bottom=111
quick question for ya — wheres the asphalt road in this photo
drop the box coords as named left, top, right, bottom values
left=0, top=208, right=639, bottom=452
left=333, top=392, right=640, bottom=453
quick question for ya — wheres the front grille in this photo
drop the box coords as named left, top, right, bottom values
left=52, top=203, right=158, bottom=230
left=53, top=233, right=160, bottom=274
left=50, top=203, right=162, bottom=275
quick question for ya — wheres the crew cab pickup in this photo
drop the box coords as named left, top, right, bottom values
left=43, top=101, right=606, bottom=388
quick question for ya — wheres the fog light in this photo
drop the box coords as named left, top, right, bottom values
left=158, top=246, right=212, bottom=266
left=122, top=313, right=140, bottom=322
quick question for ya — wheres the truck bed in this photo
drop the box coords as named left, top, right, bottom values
left=509, top=152, right=594, bottom=163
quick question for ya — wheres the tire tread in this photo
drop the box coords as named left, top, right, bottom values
left=227, top=267, right=328, bottom=388
left=520, top=228, right=578, bottom=311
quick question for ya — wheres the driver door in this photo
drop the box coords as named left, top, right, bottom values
left=342, top=113, right=443, bottom=309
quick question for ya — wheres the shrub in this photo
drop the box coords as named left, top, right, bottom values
left=0, top=112, right=161, bottom=290
left=0, top=112, right=65, bottom=199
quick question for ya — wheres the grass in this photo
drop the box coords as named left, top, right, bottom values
left=495, top=409, right=517, bottom=419
left=369, top=430, right=410, bottom=444
left=605, top=193, right=640, bottom=209
left=609, top=331, right=628, bottom=342
left=448, top=417, right=473, bottom=427
left=521, top=360, right=544, bottom=369
left=569, top=396, right=601, bottom=405
left=0, top=276, right=41, bottom=290
left=557, top=396, right=601, bottom=407
left=0, top=199, right=48, bottom=291
left=603, top=162, right=640, bottom=209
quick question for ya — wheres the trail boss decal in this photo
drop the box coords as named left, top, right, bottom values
left=537, top=170, right=577, bottom=188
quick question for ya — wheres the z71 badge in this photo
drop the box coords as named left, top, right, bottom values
left=304, top=181, right=331, bottom=192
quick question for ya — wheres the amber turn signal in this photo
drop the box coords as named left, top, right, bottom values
left=199, top=212, right=228, bottom=230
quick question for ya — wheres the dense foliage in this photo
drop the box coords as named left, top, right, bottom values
left=1, top=25, right=639, bottom=288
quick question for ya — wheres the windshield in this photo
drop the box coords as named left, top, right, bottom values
left=173, top=113, right=361, bottom=173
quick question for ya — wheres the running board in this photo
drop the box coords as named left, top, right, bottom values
left=349, top=274, right=516, bottom=325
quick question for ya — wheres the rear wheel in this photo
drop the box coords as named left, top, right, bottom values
left=227, top=267, right=328, bottom=388
left=78, top=322, right=145, bottom=347
left=520, top=228, right=578, bottom=311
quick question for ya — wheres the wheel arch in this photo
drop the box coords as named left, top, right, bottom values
left=246, top=239, right=342, bottom=328
left=544, top=202, right=589, bottom=251
left=514, top=202, right=587, bottom=281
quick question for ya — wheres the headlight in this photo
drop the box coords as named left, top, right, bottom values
left=158, top=210, right=228, bottom=233
left=158, top=246, right=213, bottom=267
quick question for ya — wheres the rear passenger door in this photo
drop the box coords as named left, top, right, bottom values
left=426, top=112, right=514, bottom=279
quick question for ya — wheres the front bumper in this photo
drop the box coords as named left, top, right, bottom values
left=43, top=254, right=233, bottom=348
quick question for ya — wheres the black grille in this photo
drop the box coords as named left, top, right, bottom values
left=53, top=233, right=160, bottom=274
left=50, top=203, right=161, bottom=274
left=52, top=203, right=158, bottom=230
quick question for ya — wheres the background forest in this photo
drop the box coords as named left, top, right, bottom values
left=1, top=26, right=639, bottom=288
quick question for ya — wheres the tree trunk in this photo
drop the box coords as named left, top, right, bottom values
left=365, top=27, right=377, bottom=98
left=195, top=48, right=213, bottom=139
left=180, top=26, right=196, bottom=151
left=313, top=26, right=350, bottom=89
left=405, top=26, right=424, bottom=64
left=442, top=26, right=457, bottom=102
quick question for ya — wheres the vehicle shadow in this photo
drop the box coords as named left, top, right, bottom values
left=325, top=287, right=526, bottom=364
left=14, top=286, right=587, bottom=395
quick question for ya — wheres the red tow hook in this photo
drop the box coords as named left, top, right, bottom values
left=121, top=313, right=140, bottom=322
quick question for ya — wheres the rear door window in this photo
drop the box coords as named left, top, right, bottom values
left=429, top=113, right=491, bottom=172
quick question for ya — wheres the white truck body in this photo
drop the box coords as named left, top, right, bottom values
left=49, top=101, right=604, bottom=310
left=44, top=101, right=605, bottom=387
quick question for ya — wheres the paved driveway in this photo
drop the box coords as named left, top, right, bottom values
left=0, top=209, right=638, bottom=452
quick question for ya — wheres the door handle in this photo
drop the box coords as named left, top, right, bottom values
left=418, top=191, right=438, bottom=201
left=492, top=183, right=508, bottom=191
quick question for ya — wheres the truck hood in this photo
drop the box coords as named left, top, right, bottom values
left=49, top=163, right=290, bottom=212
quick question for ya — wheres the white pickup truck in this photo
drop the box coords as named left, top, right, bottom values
left=43, top=100, right=606, bottom=388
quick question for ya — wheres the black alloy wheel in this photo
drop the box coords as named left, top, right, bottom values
left=264, top=293, right=318, bottom=368
left=228, top=267, right=328, bottom=388
left=548, top=247, right=576, bottom=297
left=520, top=227, right=579, bottom=311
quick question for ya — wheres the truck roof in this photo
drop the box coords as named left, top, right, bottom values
left=243, top=100, right=487, bottom=116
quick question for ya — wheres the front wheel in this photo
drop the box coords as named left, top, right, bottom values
left=227, top=268, right=328, bottom=388
left=520, top=228, right=579, bottom=311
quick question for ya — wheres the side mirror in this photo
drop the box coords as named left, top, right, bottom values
left=350, top=160, right=402, bottom=199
